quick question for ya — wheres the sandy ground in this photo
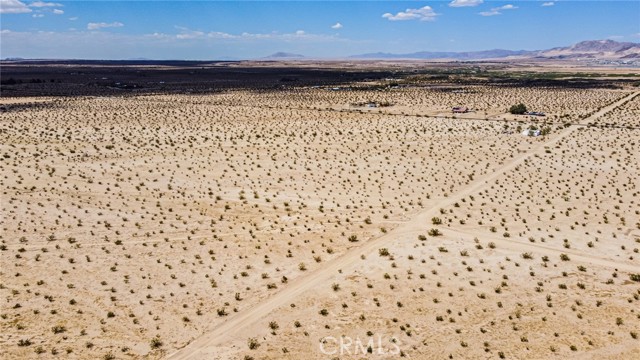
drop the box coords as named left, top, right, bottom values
left=1, top=81, right=638, bottom=360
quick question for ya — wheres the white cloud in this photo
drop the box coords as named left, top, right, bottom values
left=382, top=6, right=438, bottom=21
left=238, top=30, right=325, bottom=41
left=479, top=9, right=500, bottom=16
left=480, top=4, right=518, bottom=16
left=29, top=1, right=61, bottom=7
left=69, top=16, right=78, bottom=20
left=87, top=22, right=124, bottom=30
left=206, top=31, right=235, bottom=39
left=479, top=10, right=499, bottom=16
left=331, top=22, right=343, bottom=29
left=541, top=2, right=555, bottom=6
left=175, top=26, right=204, bottom=39
left=31, top=12, right=43, bottom=17
left=168, top=27, right=334, bottom=42
left=0, top=0, right=63, bottom=15
left=174, top=26, right=225, bottom=40
left=176, top=33, right=203, bottom=40
left=449, top=0, right=483, bottom=7
left=0, top=0, right=32, bottom=14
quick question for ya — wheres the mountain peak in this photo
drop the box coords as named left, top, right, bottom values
left=569, top=39, right=639, bottom=53
left=263, top=52, right=305, bottom=59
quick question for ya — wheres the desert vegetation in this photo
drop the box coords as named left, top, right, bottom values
left=1, top=63, right=638, bottom=359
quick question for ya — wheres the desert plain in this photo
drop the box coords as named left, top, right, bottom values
left=1, top=61, right=639, bottom=360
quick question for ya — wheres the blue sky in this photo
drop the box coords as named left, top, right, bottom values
left=1, top=1, right=639, bottom=59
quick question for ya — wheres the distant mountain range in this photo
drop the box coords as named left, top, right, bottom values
left=537, top=40, right=640, bottom=60
left=352, top=49, right=530, bottom=60
left=262, top=52, right=305, bottom=60
left=5, top=40, right=638, bottom=62
left=350, top=40, right=640, bottom=61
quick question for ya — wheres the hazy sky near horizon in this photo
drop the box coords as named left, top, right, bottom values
left=1, top=0, right=639, bottom=59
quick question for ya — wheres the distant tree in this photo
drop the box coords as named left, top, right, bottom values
left=509, top=103, right=527, bottom=115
